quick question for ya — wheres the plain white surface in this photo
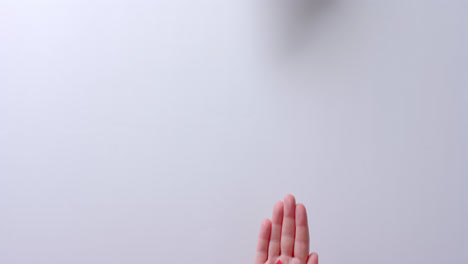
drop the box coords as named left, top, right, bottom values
left=1, top=0, right=467, bottom=263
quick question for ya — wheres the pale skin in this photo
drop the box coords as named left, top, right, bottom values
left=254, top=194, right=319, bottom=264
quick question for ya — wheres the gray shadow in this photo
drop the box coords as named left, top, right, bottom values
left=258, top=0, right=337, bottom=60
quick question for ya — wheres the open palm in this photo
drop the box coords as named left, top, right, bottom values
left=254, top=195, right=318, bottom=264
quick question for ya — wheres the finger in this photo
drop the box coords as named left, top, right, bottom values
left=307, top=253, right=319, bottom=264
left=281, top=194, right=296, bottom=256
left=268, top=201, right=284, bottom=257
left=293, top=204, right=309, bottom=261
left=254, top=219, right=272, bottom=264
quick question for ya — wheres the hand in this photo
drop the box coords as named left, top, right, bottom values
left=254, top=195, right=318, bottom=264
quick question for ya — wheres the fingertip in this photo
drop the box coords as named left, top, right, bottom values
left=284, top=194, right=296, bottom=203
left=296, top=203, right=306, bottom=212
left=295, top=203, right=308, bottom=225
left=262, top=218, right=272, bottom=227
left=283, top=194, right=296, bottom=218
left=259, top=218, right=272, bottom=240
left=274, top=201, right=284, bottom=211
left=308, top=253, right=319, bottom=264
left=272, top=201, right=284, bottom=223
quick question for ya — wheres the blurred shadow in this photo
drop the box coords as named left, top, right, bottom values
left=258, top=0, right=336, bottom=60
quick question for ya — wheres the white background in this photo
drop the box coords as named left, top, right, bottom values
left=1, top=1, right=467, bottom=263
